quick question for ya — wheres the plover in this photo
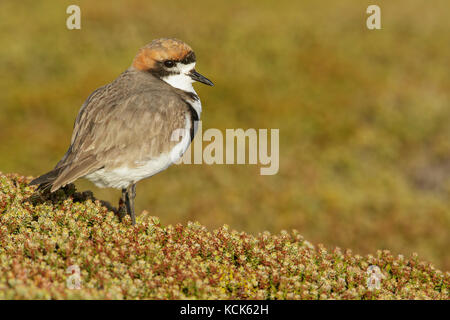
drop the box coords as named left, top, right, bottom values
left=30, top=38, right=213, bottom=225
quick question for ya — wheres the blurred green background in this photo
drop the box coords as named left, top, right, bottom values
left=0, top=1, right=449, bottom=269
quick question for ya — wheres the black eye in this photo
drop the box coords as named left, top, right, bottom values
left=164, top=60, right=175, bottom=68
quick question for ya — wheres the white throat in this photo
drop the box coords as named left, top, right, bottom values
left=162, top=62, right=202, bottom=117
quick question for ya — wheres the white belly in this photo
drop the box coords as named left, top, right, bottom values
left=84, top=113, right=194, bottom=189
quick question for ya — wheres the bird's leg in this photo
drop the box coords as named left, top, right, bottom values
left=117, top=188, right=128, bottom=221
left=125, top=183, right=136, bottom=225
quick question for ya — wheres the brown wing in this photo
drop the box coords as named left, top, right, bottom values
left=48, top=87, right=189, bottom=192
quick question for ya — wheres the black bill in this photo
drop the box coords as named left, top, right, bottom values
left=189, top=70, right=214, bottom=86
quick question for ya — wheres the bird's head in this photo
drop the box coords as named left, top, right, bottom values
left=132, top=38, right=213, bottom=92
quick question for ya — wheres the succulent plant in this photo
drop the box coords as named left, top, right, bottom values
left=0, top=172, right=448, bottom=299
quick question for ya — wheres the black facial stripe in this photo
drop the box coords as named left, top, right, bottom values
left=148, top=51, right=195, bottom=78
left=181, top=51, right=196, bottom=65
left=148, top=62, right=179, bottom=78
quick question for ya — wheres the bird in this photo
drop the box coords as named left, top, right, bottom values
left=30, top=38, right=213, bottom=225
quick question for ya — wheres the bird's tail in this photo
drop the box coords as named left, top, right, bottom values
left=29, top=167, right=64, bottom=192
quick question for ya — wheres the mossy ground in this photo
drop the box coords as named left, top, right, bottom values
left=0, top=173, right=448, bottom=299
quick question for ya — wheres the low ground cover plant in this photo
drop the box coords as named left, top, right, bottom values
left=0, top=173, right=448, bottom=299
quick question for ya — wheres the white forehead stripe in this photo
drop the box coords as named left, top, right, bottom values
left=179, top=62, right=196, bottom=73
left=162, top=62, right=196, bottom=93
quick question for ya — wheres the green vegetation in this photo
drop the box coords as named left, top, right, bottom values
left=0, top=173, right=448, bottom=299
left=0, top=0, right=449, bottom=274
